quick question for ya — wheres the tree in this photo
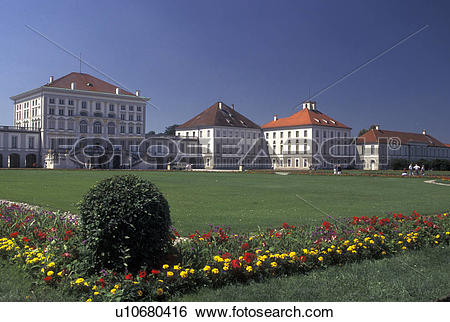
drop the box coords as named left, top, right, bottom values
left=163, top=124, right=179, bottom=136
left=358, top=125, right=378, bottom=137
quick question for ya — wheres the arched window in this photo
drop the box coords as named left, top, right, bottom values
left=80, top=120, right=88, bottom=133
left=93, top=121, right=102, bottom=134
left=108, top=122, right=115, bottom=135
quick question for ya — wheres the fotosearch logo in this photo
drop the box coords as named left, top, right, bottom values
left=50, top=135, right=403, bottom=169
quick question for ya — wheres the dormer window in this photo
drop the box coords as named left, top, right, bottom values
left=313, top=118, right=320, bottom=123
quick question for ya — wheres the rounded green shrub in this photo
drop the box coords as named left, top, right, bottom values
left=78, top=174, right=172, bottom=273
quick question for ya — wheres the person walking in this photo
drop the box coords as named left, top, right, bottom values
left=414, top=164, right=420, bottom=176
left=337, top=164, right=342, bottom=175
left=421, top=164, right=425, bottom=176
left=408, top=164, right=413, bottom=176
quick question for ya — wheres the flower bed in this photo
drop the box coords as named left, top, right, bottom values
left=0, top=200, right=448, bottom=302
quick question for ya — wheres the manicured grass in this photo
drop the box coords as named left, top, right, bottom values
left=0, top=258, right=78, bottom=301
left=1, top=169, right=449, bottom=233
left=174, top=245, right=450, bottom=302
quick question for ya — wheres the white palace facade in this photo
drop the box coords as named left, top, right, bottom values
left=10, top=72, right=149, bottom=168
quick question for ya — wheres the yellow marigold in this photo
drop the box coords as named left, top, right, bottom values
left=435, top=234, right=440, bottom=239
left=223, top=265, right=229, bottom=271
left=289, top=251, right=296, bottom=258
left=57, top=271, right=63, bottom=277
left=203, top=265, right=211, bottom=272
left=137, top=290, right=143, bottom=297
left=271, top=262, right=277, bottom=268
left=156, top=288, right=164, bottom=296
left=402, top=247, right=407, bottom=250
left=369, top=240, right=375, bottom=244
left=213, top=256, right=221, bottom=262
left=167, top=271, right=174, bottom=277
left=110, top=288, right=117, bottom=294
left=92, top=285, right=97, bottom=290
left=212, top=268, right=219, bottom=274
left=180, top=271, right=188, bottom=278
left=303, top=249, right=308, bottom=254
left=75, top=278, right=84, bottom=284
left=162, top=264, right=169, bottom=269
left=47, top=271, right=54, bottom=276
left=381, top=251, right=386, bottom=255
left=318, top=256, right=324, bottom=261
left=246, top=266, right=253, bottom=272
left=84, top=282, right=89, bottom=287
left=256, top=261, right=262, bottom=267
left=173, top=265, right=180, bottom=270
left=86, top=298, right=92, bottom=302
left=189, top=269, right=195, bottom=274
left=94, top=292, right=99, bottom=296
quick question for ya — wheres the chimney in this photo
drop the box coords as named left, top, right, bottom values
left=115, top=88, right=120, bottom=95
left=49, top=76, right=54, bottom=83
left=232, top=103, right=235, bottom=110
left=273, top=115, right=278, bottom=121
left=375, top=125, right=380, bottom=130
left=135, top=90, right=140, bottom=97
left=302, top=102, right=310, bottom=110
left=71, top=82, right=76, bottom=90
left=218, top=101, right=222, bottom=110
left=422, top=129, right=427, bottom=135
left=310, top=101, right=316, bottom=110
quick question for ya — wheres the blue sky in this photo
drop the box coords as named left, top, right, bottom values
left=1, top=0, right=449, bottom=142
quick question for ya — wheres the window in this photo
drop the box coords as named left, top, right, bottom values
left=108, top=122, right=115, bottom=135
left=95, top=102, right=101, bottom=110
left=59, top=99, right=64, bottom=105
left=80, top=111, right=88, bottom=116
left=265, top=132, right=269, bottom=139
left=121, top=114, right=125, bottom=120
left=12, top=136, right=18, bottom=148
left=81, top=101, right=87, bottom=108
left=295, top=158, right=299, bottom=167
left=129, top=105, right=134, bottom=111
left=49, top=98, right=55, bottom=104
left=129, top=126, right=133, bottom=134
left=136, top=126, right=141, bottom=134
left=120, top=125, right=125, bottom=134
left=280, top=132, right=284, bottom=138
left=128, top=114, right=134, bottom=121
left=58, top=119, right=65, bottom=129
left=93, top=121, right=102, bottom=134
left=273, top=132, right=276, bottom=139
left=136, top=115, right=141, bottom=121
left=288, top=131, right=291, bottom=138
left=68, top=100, right=74, bottom=106
left=371, top=145, right=375, bottom=155
left=67, top=120, right=74, bottom=130
left=121, top=105, right=126, bottom=110
left=49, top=108, right=55, bottom=115
left=48, top=118, right=55, bottom=129
left=137, top=106, right=142, bottom=112
left=296, top=131, right=299, bottom=137
left=59, top=109, right=64, bottom=116
left=109, top=104, right=114, bottom=111
left=207, top=130, right=210, bottom=137
left=80, top=120, right=88, bottom=133
left=68, top=109, right=74, bottom=116
left=200, top=131, right=203, bottom=138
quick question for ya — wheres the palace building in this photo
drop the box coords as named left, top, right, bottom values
left=175, top=101, right=270, bottom=169
left=262, top=101, right=353, bottom=169
left=9, top=72, right=149, bottom=168
left=356, top=126, right=450, bottom=170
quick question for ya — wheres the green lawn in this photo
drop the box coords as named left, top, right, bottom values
left=1, top=169, right=449, bottom=233
left=175, top=245, right=450, bottom=302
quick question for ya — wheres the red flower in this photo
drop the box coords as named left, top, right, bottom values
left=231, top=259, right=241, bottom=268
left=241, top=243, right=249, bottom=251
left=44, top=276, right=52, bottom=282
left=299, top=256, right=306, bottom=263
left=22, top=237, right=30, bottom=243
left=140, top=271, right=148, bottom=278
left=10, top=231, right=18, bottom=238
left=151, top=269, right=160, bottom=275
left=125, top=273, right=132, bottom=280
left=243, top=252, right=256, bottom=263
left=282, top=223, right=290, bottom=229
left=221, top=252, right=232, bottom=259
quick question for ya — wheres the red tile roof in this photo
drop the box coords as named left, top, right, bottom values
left=358, top=129, right=447, bottom=147
left=177, top=102, right=260, bottom=130
left=262, top=107, right=351, bottom=129
left=445, top=144, right=450, bottom=148
left=45, top=72, right=135, bottom=96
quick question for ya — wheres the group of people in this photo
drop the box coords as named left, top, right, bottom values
left=402, top=164, right=425, bottom=176
left=333, top=164, right=343, bottom=175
